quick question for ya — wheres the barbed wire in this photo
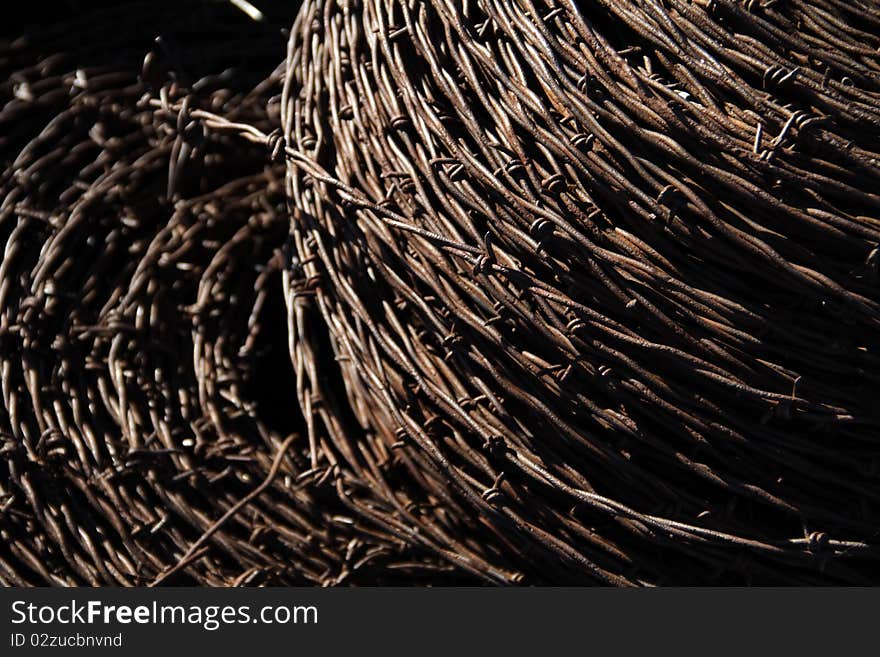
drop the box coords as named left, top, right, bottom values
left=2, top=0, right=879, bottom=585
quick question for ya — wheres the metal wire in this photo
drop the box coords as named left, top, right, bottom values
left=272, top=0, right=880, bottom=584
left=1, top=0, right=471, bottom=586
left=2, top=0, right=880, bottom=586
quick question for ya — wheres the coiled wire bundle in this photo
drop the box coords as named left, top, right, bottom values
left=268, top=0, right=880, bottom=584
left=2, top=0, right=880, bottom=585
left=1, top=1, right=469, bottom=585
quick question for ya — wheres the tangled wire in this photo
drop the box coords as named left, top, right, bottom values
left=2, top=0, right=880, bottom=585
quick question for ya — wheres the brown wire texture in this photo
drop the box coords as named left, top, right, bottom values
left=2, top=0, right=880, bottom=585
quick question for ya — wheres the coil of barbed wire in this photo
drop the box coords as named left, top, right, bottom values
left=2, top=0, right=880, bottom=586
left=1, top=1, right=476, bottom=586
left=270, top=0, right=880, bottom=584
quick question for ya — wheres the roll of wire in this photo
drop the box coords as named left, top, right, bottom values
left=2, top=0, right=879, bottom=585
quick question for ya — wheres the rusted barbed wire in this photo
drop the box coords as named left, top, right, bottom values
left=271, top=0, right=880, bottom=584
left=2, top=0, right=880, bottom=586
left=0, top=1, right=475, bottom=586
